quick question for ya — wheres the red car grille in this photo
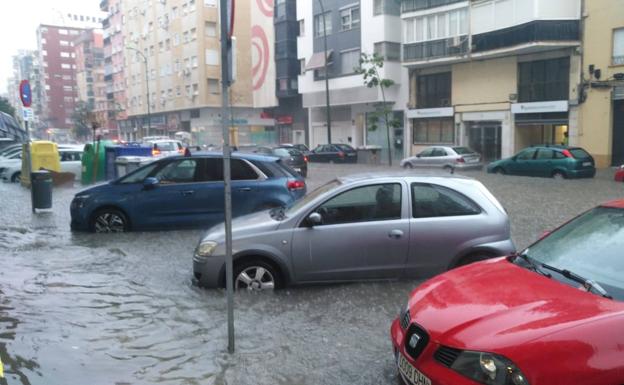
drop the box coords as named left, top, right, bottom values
left=434, top=346, right=463, bottom=367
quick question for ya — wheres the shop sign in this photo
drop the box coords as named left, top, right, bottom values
left=276, top=115, right=293, bottom=125
left=406, top=107, right=454, bottom=119
left=511, top=101, right=568, bottom=114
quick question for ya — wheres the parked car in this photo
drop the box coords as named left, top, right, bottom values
left=143, top=138, right=185, bottom=157
left=487, top=145, right=595, bottom=179
left=391, top=199, right=624, bottom=385
left=0, top=149, right=23, bottom=182
left=0, top=144, right=83, bottom=182
left=308, top=144, right=358, bottom=163
left=614, top=165, right=624, bottom=182
left=280, top=143, right=311, bottom=155
left=255, top=146, right=309, bottom=177
left=192, top=173, right=514, bottom=290
left=70, top=152, right=306, bottom=233
left=0, top=144, right=23, bottom=160
left=401, top=146, right=483, bottom=171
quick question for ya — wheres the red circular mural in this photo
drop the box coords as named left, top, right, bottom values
left=256, top=0, right=274, bottom=17
left=251, top=25, right=270, bottom=91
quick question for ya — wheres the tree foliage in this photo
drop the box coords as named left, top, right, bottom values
left=355, top=52, right=400, bottom=166
left=71, top=101, right=96, bottom=141
left=0, top=97, right=16, bottom=117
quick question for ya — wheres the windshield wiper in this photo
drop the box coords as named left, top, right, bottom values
left=513, top=253, right=552, bottom=278
left=539, top=263, right=612, bottom=299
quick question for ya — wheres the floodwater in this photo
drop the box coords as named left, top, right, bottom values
left=0, top=165, right=622, bottom=385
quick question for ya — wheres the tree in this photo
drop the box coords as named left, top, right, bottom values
left=0, top=96, right=16, bottom=117
left=355, top=53, right=401, bottom=166
left=71, top=101, right=96, bottom=141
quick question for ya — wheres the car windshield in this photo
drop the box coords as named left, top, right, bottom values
left=521, top=206, right=624, bottom=300
left=285, top=180, right=341, bottom=215
left=570, top=148, right=591, bottom=159
left=153, top=142, right=177, bottom=151
left=453, top=147, right=473, bottom=155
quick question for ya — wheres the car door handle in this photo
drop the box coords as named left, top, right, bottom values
left=388, top=230, right=404, bottom=239
left=238, top=187, right=252, bottom=192
left=181, top=190, right=195, bottom=196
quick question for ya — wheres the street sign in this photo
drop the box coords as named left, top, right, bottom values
left=19, top=80, right=32, bottom=107
left=227, top=0, right=235, bottom=38
left=22, top=108, right=34, bottom=121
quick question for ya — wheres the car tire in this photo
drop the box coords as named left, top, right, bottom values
left=443, top=165, right=454, bottom=173
left=454, top=252, right=496, bottom=268
left=552, top=171, right=566, bottom=180
left=10, top=172, right=21, bottom=183
left=494, top=167, right=506, bottom=175
left=90, top=208, right=129, bottom=233
left=234, top=259, right=283, bottom=291
left=403, top=163, right=414, bottom=169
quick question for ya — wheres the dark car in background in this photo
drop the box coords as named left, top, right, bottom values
left=70, top=152, right=306, bottom=233
left=308, top=144, right=358, bottom=163
left=280, top=143, right=311, bottom=155
left=255, top=146, right=309, bottom=177
left=487, top=145, right=595, bottom=179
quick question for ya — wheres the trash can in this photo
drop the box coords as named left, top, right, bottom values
left=105, top=144, right=152, bottom=180
left=357, top=146, right=382, bottom=165
left=115, top=156, right=153, bottom=177
left=81, top=140, right=113, bottom=185
left=31, top=170, right=52, bottom=211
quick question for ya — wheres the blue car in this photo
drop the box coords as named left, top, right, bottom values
left=70, top=152, right=307, bottom=232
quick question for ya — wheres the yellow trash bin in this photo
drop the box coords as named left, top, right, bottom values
left=20, top=141, right=61, bottom=187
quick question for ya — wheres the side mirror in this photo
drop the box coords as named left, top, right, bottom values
left=306, top=212, right=323, bottom=227
left=143, top=177, right=159, bottom=190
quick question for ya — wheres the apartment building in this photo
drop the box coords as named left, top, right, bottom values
left=120, top=0, right=277, bottom=145
left=9, top=51, right=44, bottom=132
left=298, top=0, right=408, bottom=161
left=402, top=0, right=582, bottom=161
left=579, top=0, right=624, bottom=167
left=100, top=0, right=128, bottom=139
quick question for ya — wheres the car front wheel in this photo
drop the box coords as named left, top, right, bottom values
left=90, top=208, right=129, bottom=233
left=234, top=260, right=282, bottom=291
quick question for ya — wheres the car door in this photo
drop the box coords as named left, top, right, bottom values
left=430, top=148, right=448, bottom=167
left=413, top=148, right=434, bottom=167
left=506, top=149, right=536, bottom=175
left=133, top=158, right=205, bottom=229
left=291, top=182, right=409, bottom=282
left=407, top=183, right=484, bottom=277
left=533, top=148, right=555, bottom=177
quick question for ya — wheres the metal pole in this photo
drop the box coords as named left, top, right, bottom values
left=220, top=0, right=235, bottom=354
left=317, top=0, right=332, bottom=143
left=126, top=47, right=152, bottom=138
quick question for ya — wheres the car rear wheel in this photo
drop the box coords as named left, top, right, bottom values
left=234, top=260, right=282, bottom=292
left=403, top=163, right=413, bottom=169
left=494, top=167, right=505, bottom=175
left=91, top=208, right=129, bottom=233
left=552, top=171, right=566, bottom=180
left=10, top=172, right=20, bottom=183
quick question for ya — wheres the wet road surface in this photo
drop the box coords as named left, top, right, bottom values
left=0, top=164, right=622, bottom=384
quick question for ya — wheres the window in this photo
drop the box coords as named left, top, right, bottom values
left=279, top=78, right=288, bottom=91
left=154, top=159, right=198, bottom=184
left=298, top=19, right=305, bottom=36
left=417, top=72, right=451, bottom=108
left=191, top=28, right=197, bottom=40
left=413, top=118, right=454, bottom=144
left=61, top=63, right=71, bottom=69
left=315, top=184, right=402, bottom=225
left=60, top=40, right=69, bottom=46
left=373, top=0, right=383, bottom=15
left=204, top=0, right=217, bottom=6
left=536, top=149, right=554, bottom=160
left=176, top=86, right=181, bottom=96
left=192, top=83, right=199, bottom=95
left=189, top=0, right=196, bottom=11
left=314, top=12, right=332, bottom=37
left=518, top=57, right=570, bottom=102
left=205, top=49, right=218, bottom=65
left=200, top=159, right=258, bottom=181
left=172, top=6, right=178, bottom=18
left=403, top=9, right=467, bottom=44
left=183, top=31, right=189, bottom=43
left=340, top=49, right=360, bottom=75
left=516, top=149, right=535, bottom=160
left=300, top=58, right=306, bottom=73
left=613, top=28, right=624, bottom=65
left=411, top=183, right=480, bottom=219
left=185, top=85, right=192, bottom=97
left=205, top=21, right=217, bottom=37
left=207, top=78, right=220, bottom=94
left=374, top=42, right=401, bottom=61
left=174, top=33, right=180, bottom=46
left=165, top=39, right=170, bottom=50
left=174, top=59, right=180, bottom=72
left=191, top=56, right=198, bottom=67
left=59, top=29, right=68, bottom=35
left=60, top=52, right=71, bottom=58
left=340, top=6, right=360, bottom=31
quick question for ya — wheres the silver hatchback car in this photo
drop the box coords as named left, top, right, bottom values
left=400, top=146, right=483, bottom=171
left=192, top=173, right=515, bottom=290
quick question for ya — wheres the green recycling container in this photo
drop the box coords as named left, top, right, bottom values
left=81, top=140, right=113, bottom=185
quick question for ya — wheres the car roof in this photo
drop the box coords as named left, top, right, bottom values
left=336, top=171, right=476, bottom=184
left=161, top=151, right=279, bottom=162
left=601, top=199, right=624, bottom=209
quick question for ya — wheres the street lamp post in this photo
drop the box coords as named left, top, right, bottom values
left=126, top=47, right=152, bottom=137
left=317, top=0, right=332, bottom=144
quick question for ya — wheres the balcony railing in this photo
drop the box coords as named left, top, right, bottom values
left=401, top=0, right=465, bottom=13
left=614, top=56, right=624, bottom=66
left=403, top=36, right=468, bottom=62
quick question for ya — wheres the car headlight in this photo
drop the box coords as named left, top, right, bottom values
left=71, top=195, right=90, bottom=208
left=195, top=241, right=218, bottom=258
left=451, top=351, right=529, bottom=385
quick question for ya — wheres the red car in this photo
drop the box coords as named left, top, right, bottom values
left=614, top=166, right=624, bottom=182
left=391, top=200, right=624, bottom=385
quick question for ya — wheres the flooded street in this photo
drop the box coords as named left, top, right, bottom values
left=1, top=164, right=622, bottom=385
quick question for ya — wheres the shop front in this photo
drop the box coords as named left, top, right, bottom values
left=512, top=101, right=569, bottom=152
left=407, top=107, right=455, bottom=155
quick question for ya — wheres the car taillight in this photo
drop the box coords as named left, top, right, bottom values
left=456, top=157, right=465, bottom=163
left=562, top=149, right=573, bottom=158
left=287, top=180, right=305, bottom=190
left=338, top=152, right=345, bottom=158
left=304, top=156, right=309, bottom=163
left=152, top=149, right=161, bottom=156
left=178, top=148, right=185, bottom=154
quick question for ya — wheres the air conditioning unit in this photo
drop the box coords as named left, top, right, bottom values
left=449, top=36, right=462, bottom=48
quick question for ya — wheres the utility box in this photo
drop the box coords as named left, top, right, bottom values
left=357, top=145, right=382, bottom=165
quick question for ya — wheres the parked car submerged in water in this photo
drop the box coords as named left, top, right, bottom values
left=401, top=146, right=483, bottom=171
left=308, top=144, right=358, bottom=163
left=192, top=173, right=514, bottom=291
left=70, top=152, right=306, bottom=232
left=487, top=145, right=595, bottom=179
left=391, top=199, right=624, bottom=385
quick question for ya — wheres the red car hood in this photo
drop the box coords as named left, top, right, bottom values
left=408, top=257, right=624, bottom=351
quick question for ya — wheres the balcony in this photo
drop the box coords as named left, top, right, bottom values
left=401, top=0, right=465, bottom=13
left=403, top=36, right=469, bottom=65
left=613, top=56, right=624, bottom=66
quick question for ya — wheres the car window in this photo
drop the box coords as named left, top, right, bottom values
left=412, top=183, right=481, bottom=218
left=315, top=183, right=402, bottom=225
left=256, top=147, right=272, bottom=155
left=336, top=144, right=354, bottom=151
left=418, top=148, right=434, bottom=157
left=431, top=148, right=446, bottom=157
left=232, top=159, right=259, bottom=180
left=570, top=148, right=591, bottom=159
left=153, top=141, right=176, bottom=151
left=554, top=151, right=566, bottom=159
left=200, top=158, right=259, bottom=181
left=60, top=152, right=81, bottom=162
left=516, top=149, right=535, bottom=160
left=154, top=159, right=198, bottom=184
left=536, top=149, right=554, bottom=160
left=452, top=147, right=473, bottom=155
left=273, top=148, right=291, bottom=157
left=118, top=162, right=160, bottom=184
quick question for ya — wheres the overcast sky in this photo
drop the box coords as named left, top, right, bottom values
left=0, top=0, right=102, bottom=96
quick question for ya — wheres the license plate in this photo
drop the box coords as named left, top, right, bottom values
left=583, top=161, right=592, bottom=167
left=398, top=354, right=431, bottom=385
left=294, top=168, right=301, bottom=172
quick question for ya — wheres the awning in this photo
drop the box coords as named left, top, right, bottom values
left=306, top=50, right=333, bottom=71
